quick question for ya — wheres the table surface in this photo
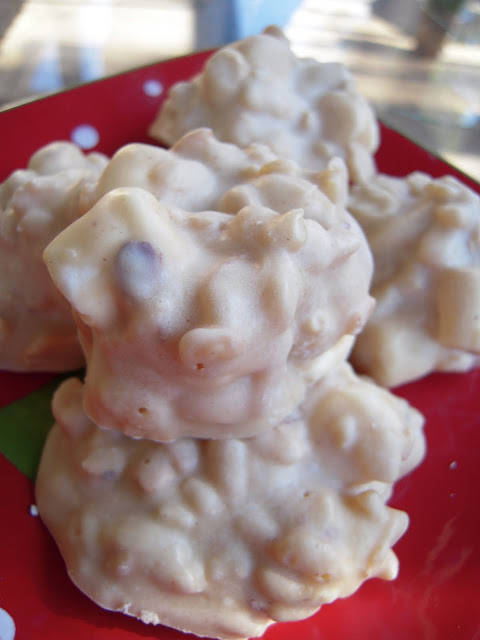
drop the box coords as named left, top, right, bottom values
left=0, top=0, right=479, bottom=181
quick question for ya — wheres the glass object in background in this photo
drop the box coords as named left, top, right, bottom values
left=0, top=0, right=194, bottom=108
left=287, top=0, right=480, bottom=180
left=0, top=0, right=24, bottom=40
left=194, top=0, right=302, bottom=47
left=415, top=0, right=467, bottom=56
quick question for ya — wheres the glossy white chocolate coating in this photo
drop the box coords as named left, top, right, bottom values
left=0, top=141, right=107, bottom=371
left=149, top=28, right=379, bottom=183
left=36, top=369, right=424, bottom=640
left=349, top=171, right=480, bottom=386
left=44, top=130, right=374, bottom=440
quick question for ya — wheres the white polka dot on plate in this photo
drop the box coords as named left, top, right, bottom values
left=0, top=608, right=15, bottom=640
left=143, top=79, right=163, bottom=97
left=71, top=124, right=100, bottom=150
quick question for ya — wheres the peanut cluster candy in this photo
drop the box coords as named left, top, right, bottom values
left=44, top=130, right=374, bottom=441
left=36, top=370, right=424, bottom=640
left=149, top=28, right=379, bottom=183
left=0, top=141, right=107, bottom=371
left=349, top=171, right=480, bottom=387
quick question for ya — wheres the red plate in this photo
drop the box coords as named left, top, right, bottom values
left=1, top=51, right=479, bottom=640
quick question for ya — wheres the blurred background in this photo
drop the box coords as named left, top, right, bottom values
left=0, top=0, right=479, bottom=180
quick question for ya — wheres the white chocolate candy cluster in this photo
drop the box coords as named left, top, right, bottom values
left=349, top=171, right=480, bottom=387
left=16, top=121, right=430, bottom=638
left=44, top=129, right=374, bottom=440
left=36, top=368, right=425, bottom=640
left=36, top=130, right=427, bottom=638
left=149, top=28, right=379, bottom=183
left=0, top=142, right=107, bottom=371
